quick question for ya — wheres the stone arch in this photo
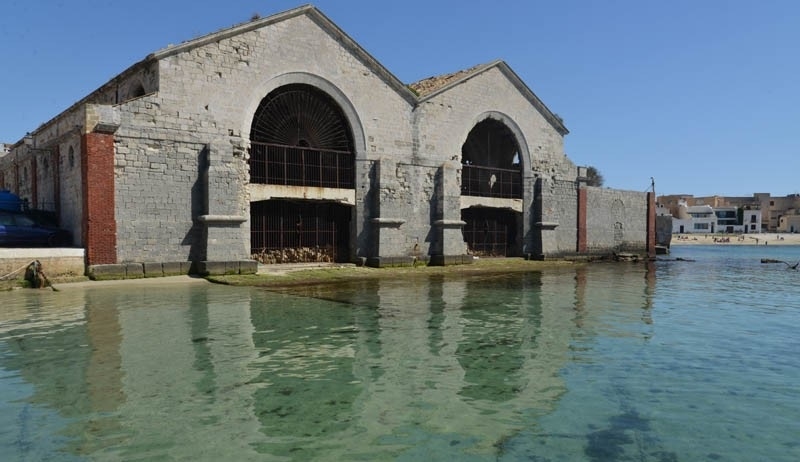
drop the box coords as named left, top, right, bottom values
left=612, top=199, right=625, bottom=247
left=462, top=111, right=530, bottom=172
left=240, top=72, right=366, bottom=160
left=250, top=83, right=354, bottom=152
left=244, top=73, right=364, bottom=264
left=611, top=199, right=625, bottom=221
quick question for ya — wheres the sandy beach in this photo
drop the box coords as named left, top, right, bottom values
left=670, top=233, right=800, bottom=246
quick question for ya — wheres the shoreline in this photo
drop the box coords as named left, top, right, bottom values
left=670, top=232, right=800, bottom=246
left=3, top=259, right=583, bottom=291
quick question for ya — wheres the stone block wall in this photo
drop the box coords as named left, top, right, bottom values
left=129, top=12, right=418, bottom=264
left=535, top=178, right=580, bottom=258
left=585, top=187, right=649, bottom=253
left=113, top=129, right=207, bottom=263
left=0, top=106, right=89, bottom=248
left=57, top=136, right=84, bottom=246
left=372, top=159, right=438, bottom=259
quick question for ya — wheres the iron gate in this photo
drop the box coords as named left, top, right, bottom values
left=462, top=208, right=518, bottom=257
left=251, top=200, right=351, bottom=264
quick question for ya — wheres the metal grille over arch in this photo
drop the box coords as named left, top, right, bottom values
left=249, top=84, right=355, bottom=188
left=248, top=83, right=356, bottom=264
left=461, top=119, right=522, bottom=199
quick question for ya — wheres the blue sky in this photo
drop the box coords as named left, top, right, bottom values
left=2, top=0, right=798, bottom=197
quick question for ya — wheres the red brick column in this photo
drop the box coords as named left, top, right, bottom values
left=577, top=187, right=587, bottom=253
left=646, top=192, right=656, bottom=258
left=82, top=132, right=117, bottom=265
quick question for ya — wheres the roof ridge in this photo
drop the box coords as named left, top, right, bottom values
left=408, top=61, right=497, bottom=97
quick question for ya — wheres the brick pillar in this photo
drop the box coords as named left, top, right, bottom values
left=577, top=187, right=587, bottom=253
left=646, top=191, right=656, bottom=259
left=82, top=132, right=117, bottom=265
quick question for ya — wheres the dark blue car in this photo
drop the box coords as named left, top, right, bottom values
left=0, top=211, right=72, bottom=247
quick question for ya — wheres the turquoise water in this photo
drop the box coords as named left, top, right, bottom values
left=1, top=245, right=799, bottom=461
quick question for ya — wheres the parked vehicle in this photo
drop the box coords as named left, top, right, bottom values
left=0, top=189, right=25, bottom=212
left=0, top=211, right=72, bottom=247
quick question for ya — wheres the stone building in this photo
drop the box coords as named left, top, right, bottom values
left=0, top=5, right=654, bottom=276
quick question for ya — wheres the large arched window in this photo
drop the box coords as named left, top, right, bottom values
left=249, top=84, right=355, bottom=188
left=461, top=119, right=522, bottom=198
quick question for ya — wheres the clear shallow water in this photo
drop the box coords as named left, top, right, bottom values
left=1, top=246, right=799, bottom=461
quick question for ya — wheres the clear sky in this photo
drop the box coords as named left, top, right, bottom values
left=2, top=0, right=798, bottom=197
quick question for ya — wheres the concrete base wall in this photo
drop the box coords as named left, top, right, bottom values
left=0, top=248, right=85, bottom=279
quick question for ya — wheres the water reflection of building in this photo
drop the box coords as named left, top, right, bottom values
left=246, top=276, right=571, bottom=459
left=113, top=286, right=264, bottom=459
left=1, top=285, right=266, bottom=459
left=1, top=265, right=655, bottom=459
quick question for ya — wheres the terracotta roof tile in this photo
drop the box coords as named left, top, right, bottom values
left=408, top=63, right=486, bottom=97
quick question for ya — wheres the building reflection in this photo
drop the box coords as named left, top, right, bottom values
left=265, top=272, right=588, bottom=459
left=0, top=262, right=656, bottom=459
left=111, top=285, right=264, bottom=460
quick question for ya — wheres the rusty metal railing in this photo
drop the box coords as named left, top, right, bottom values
left=461, top=164, right=521, bottom=199
left=249, top=142, right=354, bottom=189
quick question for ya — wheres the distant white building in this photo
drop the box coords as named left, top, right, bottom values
left=672, top=200, right=762, bottom=234
left=741, top=208, right=761, bottom=233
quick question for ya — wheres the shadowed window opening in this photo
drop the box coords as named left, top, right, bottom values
left=461, top=119, right=521, bottom=198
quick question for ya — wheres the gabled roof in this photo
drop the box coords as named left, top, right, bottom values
left=24, top=5, right=568, bottom=143
left=148, top=4, right=417, bottom=105
left=409, top=60, right=568, bottom=136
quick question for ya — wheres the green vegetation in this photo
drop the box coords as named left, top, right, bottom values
left=206, top=258, right=580, bottom=289
left=586, top=166, right=604, bottom=187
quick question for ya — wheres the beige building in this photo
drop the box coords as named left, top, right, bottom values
left=778, top=213, right=800, bottom=233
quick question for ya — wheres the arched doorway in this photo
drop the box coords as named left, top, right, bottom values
left=248, top=84, right=355, bottom=263
left=460, top=119, right=523, bottom=257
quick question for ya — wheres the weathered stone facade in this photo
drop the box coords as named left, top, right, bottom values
left=0, top=5, right=654, bottom=276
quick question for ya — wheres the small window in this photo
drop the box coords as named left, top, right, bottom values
left=68, top=146, right=75, bottom=169
left=770, top=201, right=775, bottom=206
left=130, top=83, right=146, bottom=98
